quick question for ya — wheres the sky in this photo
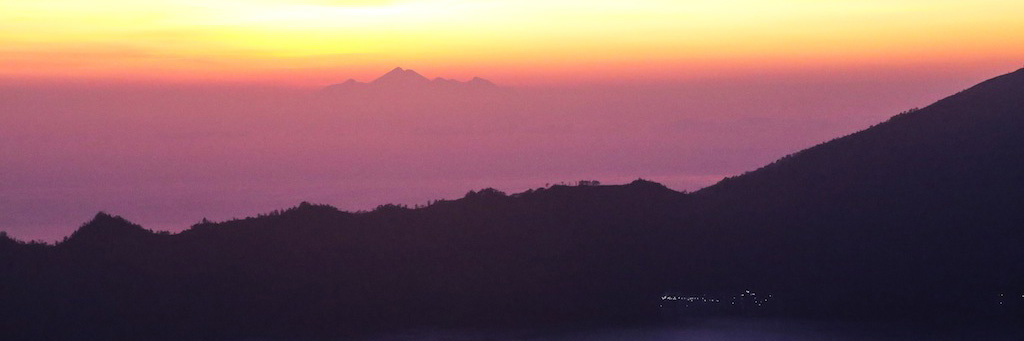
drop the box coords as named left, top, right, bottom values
left=0, top=0, right=1022, bottom=241
left=2, top=0, right=1022, bottom=85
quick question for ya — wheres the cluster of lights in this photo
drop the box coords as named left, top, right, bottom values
left=733, top=290, right=771, bottom=307
left=661, top=290, right=772, bottom=308
left=661, top=295, right=720, bottom=303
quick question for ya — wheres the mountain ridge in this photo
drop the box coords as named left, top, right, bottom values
left=699, top=67, right=1024, bottom=198
left=323, top=67, right=505, bottom=95
left=2, top=68, right=1024, bottom=339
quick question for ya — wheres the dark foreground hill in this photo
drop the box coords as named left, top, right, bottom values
left=0, top=182, right=689, bottom=339
left=677, top=67, right=1024, bottom=320
left=3, top=69, right=1024, bottom=339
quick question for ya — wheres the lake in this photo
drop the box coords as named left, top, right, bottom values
left=355, top=318, right=1024, bottom=340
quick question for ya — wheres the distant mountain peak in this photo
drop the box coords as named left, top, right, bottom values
left=467, top=77, right=496, bottom=87
left=323, top=68, right=505, bottom=94
left=371, top=67, right=429, bottom=85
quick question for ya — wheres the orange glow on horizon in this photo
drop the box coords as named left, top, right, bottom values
left=2, top=0, right=1022, bottom=85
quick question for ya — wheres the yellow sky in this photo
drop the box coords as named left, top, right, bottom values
left=1, top=0, right=1022, bottom=84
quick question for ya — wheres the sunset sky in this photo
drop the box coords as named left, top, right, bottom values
left=2, top=0, right=1023, bottom=241
left=2, top=0, right=1022, bottom=85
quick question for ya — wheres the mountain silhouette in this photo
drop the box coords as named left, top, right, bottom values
left=62, top=212, right=152, bottom=245
left=372, top=67, right=431, bottom=85
left=322, top=67, right=505, bottom=96
left=672, top=67, right=1024, bottom=319
left=3, top=69, right=1024, bottom=339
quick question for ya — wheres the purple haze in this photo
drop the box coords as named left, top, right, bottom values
left=0, top=67, right=1000, bottom=241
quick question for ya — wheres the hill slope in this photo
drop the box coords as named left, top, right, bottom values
left=681, top=68, right=1024, bottom=318
left=3, top=69, right=1024, bottom=338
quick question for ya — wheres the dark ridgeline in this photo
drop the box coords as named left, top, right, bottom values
left=2, top=68, right=1024, bottom=339
left=0, top=182, right=686, bottom=340
left=685, top=67, right=1024, bottom=320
